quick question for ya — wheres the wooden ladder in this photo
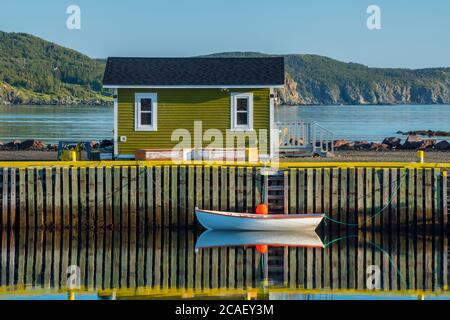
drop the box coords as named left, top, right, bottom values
left=264, top=171, right=289, bottom=215
left=266, top=247, right=288, bottom=286
left=261, top=170, right=289, bottom=286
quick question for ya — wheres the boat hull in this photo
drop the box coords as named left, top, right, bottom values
left=195, top=208, right=324, bottom=231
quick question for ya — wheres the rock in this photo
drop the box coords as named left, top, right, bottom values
left=354, top=141, right=372, bottom=150
left=333, top=139, right=355, bottom=150
left=19, top=140, right=46, bottom=150
left=435, top=140, right=450, bottom=151
left=419, top=139, right=436, bottom=150
left=370, top=143, right=390, bottom=151
left=338, top=141, right=355, bottom=150
left=333, top=139, right=348, bottom=149
left=19, top=140, right=34, bottom=150
left=4, top=140, right=21, bottom=150
left=277, top=75, right=306, bottom=105
left=382, top=137, right=402, bottom=148
left=403, top=135, right=423, bottom=150
left=344, top=142, right=356, bottom=150
left=100, top=139, right=114, bottom=148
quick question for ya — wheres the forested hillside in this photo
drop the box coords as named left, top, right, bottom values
left=1, top=32, right=450, bottom=106
left=0, top=31, right=110, bottom=105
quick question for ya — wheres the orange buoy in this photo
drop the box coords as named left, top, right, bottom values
left=256, top=204, right=269, bottom=215
left=256, top=245, right=268, bottom=254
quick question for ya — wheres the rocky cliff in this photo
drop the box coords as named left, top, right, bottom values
left=208, top=52, right=450, bottom=106
left=277, top=54, right=450, bottom=105
left=277, top=76, right=450, bottom=105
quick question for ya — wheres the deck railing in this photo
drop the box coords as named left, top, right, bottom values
left=276, top=121, right=334, bottom=156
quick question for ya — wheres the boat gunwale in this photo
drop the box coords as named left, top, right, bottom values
left=195, top=208, right=325, bottom=219
left=195, top=244, right=324, bottom=249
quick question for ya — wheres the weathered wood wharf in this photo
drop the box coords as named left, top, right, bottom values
left=0, top=161, right=448, bottom=230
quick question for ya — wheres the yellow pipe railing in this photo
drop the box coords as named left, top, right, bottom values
left=0, top=285, right=448, bottom=298
left=0, top=160, right=449, bottom=169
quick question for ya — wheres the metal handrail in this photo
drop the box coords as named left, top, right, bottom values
left=276, top=121, right=334, bottom=156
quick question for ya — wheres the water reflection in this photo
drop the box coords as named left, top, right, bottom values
left=0, top=228, right=448, bottom=300
left=195, top=231, right=324, bottom=249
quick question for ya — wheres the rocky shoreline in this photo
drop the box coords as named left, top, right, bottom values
left=0, top=139, right=113, bottom=152
left=333, top=135, right=450, bottom=151
left=1, top=135, right=450, bottom=156
left=396, top=130, right=450, bottom=137
left=1, top=136, right=449, bottom=153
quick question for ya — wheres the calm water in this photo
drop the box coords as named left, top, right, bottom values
left=276, top=104, right=450, bottom=142
left=0, top=228, right=448, bottom=300
left=0, top=105, right=113, bottom=143
left=0, top=104, right=449, bottom=143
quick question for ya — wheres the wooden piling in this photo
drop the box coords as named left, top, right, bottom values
left=0, top=163, right=447, bottom=231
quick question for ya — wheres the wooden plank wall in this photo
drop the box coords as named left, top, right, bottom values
left=0, top=166, right=447, bottom=230
left=288, top=167, right=448, bottom=233
left=0, top=229, right=446, bottom=293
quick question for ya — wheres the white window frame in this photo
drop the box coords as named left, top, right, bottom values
left=231, top=92, right=254, bottom=131
left=135, top=92, right=158, bottom=131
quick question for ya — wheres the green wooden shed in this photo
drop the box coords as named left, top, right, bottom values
left=103, top=57, right=285, bottom=160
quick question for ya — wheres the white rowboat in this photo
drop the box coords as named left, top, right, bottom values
left=195, top=230, right=324, bottom=249
left=195, top=208, right=325, bottom=231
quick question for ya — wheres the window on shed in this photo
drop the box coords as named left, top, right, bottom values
left=231, top=93, right=253, bottom=131
left=135, top=93, right=158, bottom=131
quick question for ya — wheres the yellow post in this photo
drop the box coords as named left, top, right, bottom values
left=417, top=150, right=425, bottom=164
left=70, top=151, right=78, bottom=162
left=68, top=291, right=75, bottom=300
left=246, top=289, right=258, bottom=300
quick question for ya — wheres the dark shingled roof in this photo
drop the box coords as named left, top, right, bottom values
left=102, top=57, right=285, bottom=87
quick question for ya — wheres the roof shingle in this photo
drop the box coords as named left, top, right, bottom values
left=102, top=57, right=284, bottom=87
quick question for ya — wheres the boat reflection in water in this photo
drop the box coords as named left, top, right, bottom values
left=0, top=227, right=448, bottom=300
left=195, top=230, right=324, bottom=249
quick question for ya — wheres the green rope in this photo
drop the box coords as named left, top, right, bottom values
left=366, top=239, right=408, bottom=289
left=323, top=234, right=357, bottom=247
left=323, top=234, right=408, bottom=289
left=323, top=172, right=408, bottom=227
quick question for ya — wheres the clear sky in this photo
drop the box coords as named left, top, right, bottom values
left=1, top=0, right=449, bottom=68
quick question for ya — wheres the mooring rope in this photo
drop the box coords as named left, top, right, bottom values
left=322, top=234, right=408, bottom=289
left=322, top=171, right=410, bottom=227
